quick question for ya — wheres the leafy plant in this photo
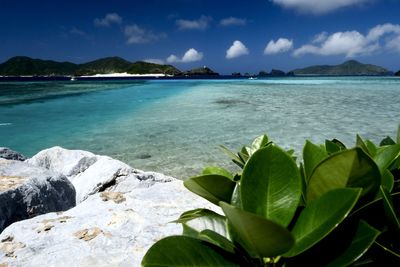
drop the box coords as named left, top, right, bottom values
left=142, top=128, right=400, bottom=267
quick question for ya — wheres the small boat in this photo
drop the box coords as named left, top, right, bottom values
left=70, top=76, right=76, bottom=81
left=248, top=77, right=257, bottom=80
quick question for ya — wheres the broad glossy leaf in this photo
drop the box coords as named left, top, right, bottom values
left=284, top=188, right=362, bottom=257
left=325, top=221, right=380, bottom=267
left=373, top=144, right=400, bottom=173
left=220, top=202, right=294, bottom=258
left=184, top=175, right=237, bottom=205
left=199, top=230, right=236, bottom=253
left=307, top=148, right=380, bottom=203
left=380, top=136, right=396, bottom=146
left=173, top=209, right=229, bottom=239
left=304, top=140, right=328, bottom=179
left=141, top=236, right=240, bottom=267
left=241, top=145, right=301, bottom=227
left=230, top=184, right=242, bottom=208
left=325, top=139, right=341, bottom=154
left=202, top=166, right=234, bottom=180
left=380, top=186, right=400, bottom=232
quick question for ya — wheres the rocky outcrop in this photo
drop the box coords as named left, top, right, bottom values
left=27, top=147, right=134, bottom=203
left=0, top=159, right=76, bottom=233
left=0, top=148, right=26, bottom=161
left=395, top=70, right=400, bottom=76
left=0, top=147, right=216, bottom=266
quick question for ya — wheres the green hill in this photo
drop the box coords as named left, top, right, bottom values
left=75, top=57, right=132, bottom=75
left=292, top=60, right=390, bottom=76
left=127, top=61, right=181, bottom=75
left=0, top=56, right=77, bottom=76
left=181, top=67, right=219, bottom=76
left=0, top=56, right=182, bottom=76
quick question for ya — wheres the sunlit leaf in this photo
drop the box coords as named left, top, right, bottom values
left=241, top=145, right=301, bottom=227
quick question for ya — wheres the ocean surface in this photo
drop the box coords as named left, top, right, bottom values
left=1, top=77, right=399, bottom=179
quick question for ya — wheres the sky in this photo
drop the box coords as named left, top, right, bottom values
left=1, top=0, right=400, bottom=74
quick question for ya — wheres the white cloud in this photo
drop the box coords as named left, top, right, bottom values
left=226, top=40, right=249, bottom=59
left=220, top=17, right=247, bottom=27
left=70, top=27, right=86, bottom=36
left=124, top=24, right=166, bottom=44
left=270, top=0, right=372, bottom=14
left=166, top=48, right=203, bottom=63
left=176, top=15, right=212, bottom=30
left=293, top=23, right=400, bottom=57
left=166, top=55, right=180, bottom=63
left=143, top=58, right=165, bottom=65
left=94, top=13, right=122, bottom=27
left=182, top=48, right=204, bottom=62
left=264, top=38, right=293, bottom=55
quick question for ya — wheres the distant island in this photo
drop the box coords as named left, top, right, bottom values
left=291, top=60, right=392, bottom=76
left=0, top=57, right=397, bottom=78
left=0, top=56, right=217, bottom=77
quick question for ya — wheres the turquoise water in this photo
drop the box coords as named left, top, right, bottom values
left=1, top=77, right=399, bottom=178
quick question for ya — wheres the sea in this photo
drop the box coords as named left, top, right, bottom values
left=1, top=76, right=399, bottom=179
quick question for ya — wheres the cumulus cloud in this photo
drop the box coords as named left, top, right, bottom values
left=166, top=48, right=203, bottom=63
left=94, top=13, right=122, bottom=27
left=264, top=38, right=293, bottom=54
left=293, top=23, right=400, bottom=57
left=226, top=40, right=249, bottom=59
left=270, top=0, right=372, bottom=14
left=220, top=17, right=247, bottom=27
left=143, top=58, right=165, bottom=65
left=176, top=15, right=212, bottom=30
left=124, top=24, right=166, bottom=44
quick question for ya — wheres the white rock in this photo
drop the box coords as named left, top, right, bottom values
left=27, top=147, right=137, bottom=203
left=0, top=172, right=217, bottom=267
left=0, top=159, right=76, bottom=233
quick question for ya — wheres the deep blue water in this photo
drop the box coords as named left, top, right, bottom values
left=1, top=77, right=399, bottom=178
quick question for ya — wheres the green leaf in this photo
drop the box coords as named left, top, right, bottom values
left=397, top=125, right=400, bottom=144
left=141, top=236, right=240, bottom=267
left=380, top=186, right=400, bottom=232
left=184, top=175, right=237, bottom=205
left=373, top=144, right=400, bottom=173
left=219, top=145, right=244, bottom=168
left=381, top=169, right=394, bottom=192
left=365, top=140, right=377, bottom=157
left=199, top=230, right=236, bottom=253
left=220, top=202, right=294, bottom=258
left=380, top=136, right=396, bottom=146
left=356, top=134, right=371, bottom=155
left=325, top=140, right=341, bottom=155
left=251, top=134, right=269, bottom=150
left=172, top=209, right=229, bottom=239
left=202, top=166, right=234, bottom=180
left=307, top=148, right=381, bottom=203
left=284, top=188, right=362, bottom=257
left=241, top=145, right=301, bottom=227
left=332, top=139, right=347, bottom=150
left=304, top=140, right=328, bottom=179
left=325, top=221, right=380, bottom=267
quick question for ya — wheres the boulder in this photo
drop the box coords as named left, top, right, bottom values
left=0, top=171, right=216, bottom=266
left=0, top=148, right=26, bottom=161
left=27, top=147, right=135, bottom=203
left=0, top=159, right=76, bottom=233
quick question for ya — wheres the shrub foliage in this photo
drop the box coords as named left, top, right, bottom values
left=142, top=127, right=400, bottom=266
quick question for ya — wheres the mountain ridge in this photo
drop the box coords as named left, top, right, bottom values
left=291, top=60, right=392, bottom=76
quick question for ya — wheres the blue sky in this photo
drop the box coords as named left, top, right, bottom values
left=1, top=0, right=399, bottom=74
